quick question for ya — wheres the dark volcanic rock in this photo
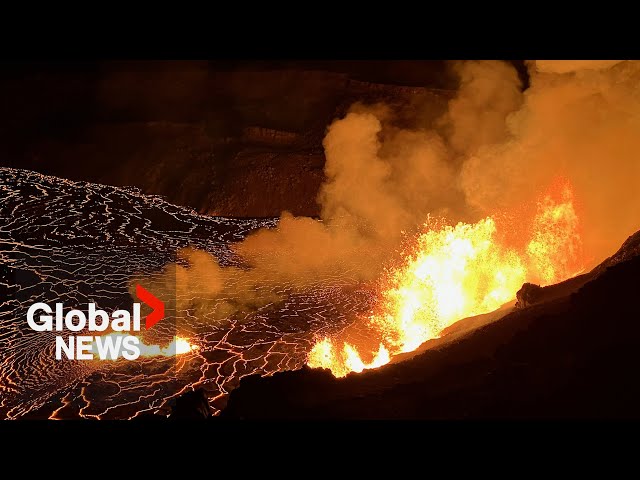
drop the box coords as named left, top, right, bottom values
left=592, top=229, right=640, bottom=275
left=205, top=150, right=326, bottom=217
left=170, top=389, right=212, bottom=419
left=513, top=229, right=640, bottom=310
left=515, top=282, right=543, bottom=309
left=221, top=232, right=640, bottom=419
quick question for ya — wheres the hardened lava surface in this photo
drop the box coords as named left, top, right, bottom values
left=0, top=168, right=374, bottom=419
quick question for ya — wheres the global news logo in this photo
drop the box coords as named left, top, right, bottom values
left=26, top=285, right=165, bottom=361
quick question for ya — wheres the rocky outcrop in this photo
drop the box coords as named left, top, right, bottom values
left=514, top=229, right=640, bottom=310
left=515, top=283, right=543, bottom=309
left=347, top=78, right=455, bottom=99
left=591, top=229, right=640, bottom=275
left=170, top=389, right=212, bottom=419
left=241, top=127, right=301, bottom=147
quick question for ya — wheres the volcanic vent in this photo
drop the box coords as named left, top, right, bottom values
left=2, top=60, right=640, bottom=420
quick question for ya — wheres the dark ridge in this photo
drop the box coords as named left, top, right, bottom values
left=0, top=61, right=457, bottom=217
left=218, top=230, right=640, bottom=419
left=170, top=389, right=212, bottom=420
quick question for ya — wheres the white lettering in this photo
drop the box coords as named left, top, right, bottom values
left=88, top=303, right=109, bottom=331
left=122, top=336, right=140, bottom=360
left=65, top=309, right=87, bottom=332
left=133, top=303, right=141, bottom=331
left=55, top=336, right=74, bottom=360
left=95, top=335, right=123, bottom=360
left=111, top=310, right=131, bottom=331
left=55, top=303, right=64, bottom=330
left=75, top=336, right=93, bottom=360
left=27, top=303, right=52, bottom=331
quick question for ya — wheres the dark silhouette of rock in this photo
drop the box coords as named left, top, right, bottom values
left=516, top=282, right=543, bottom=308
left=221, top=231, right=640, bottom=419
left=170, top=389, right=212, bottom=419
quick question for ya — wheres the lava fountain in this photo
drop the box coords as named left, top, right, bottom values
left=308, top=179, right=584, bottom=377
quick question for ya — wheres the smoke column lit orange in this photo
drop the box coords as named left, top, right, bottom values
left=308, top=180, right=583, bottom=377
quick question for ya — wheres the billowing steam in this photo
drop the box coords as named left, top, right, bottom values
left=138, top=60, right=640, bottom=322
left=461, top=59, right=640, bottom=261
left=534, top=60, right=624, bottom=74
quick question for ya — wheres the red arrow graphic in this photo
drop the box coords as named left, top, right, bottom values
left=135, top=284, right=165, bottom=329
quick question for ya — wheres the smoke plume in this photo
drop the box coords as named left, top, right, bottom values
left=139, top=60, right=640, bottom=319
left=460, top=60, right=640, bottom=261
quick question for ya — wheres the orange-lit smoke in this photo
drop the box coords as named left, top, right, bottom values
left=459, top=60, right=640, bottom=263
left=141, top=60, right=640, bottom=378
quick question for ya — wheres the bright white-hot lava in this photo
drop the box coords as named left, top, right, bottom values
left=308, top=180, right=584, bottom=377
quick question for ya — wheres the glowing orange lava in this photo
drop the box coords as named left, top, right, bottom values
left=308, top=338, right=390, bottom=378
left=308, top=181, right=584, bottom=377
left=526, top=182, right=584, bottom=285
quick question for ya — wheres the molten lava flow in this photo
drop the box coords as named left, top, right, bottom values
left=308, top=181, right=584, bottom=378
left=308, top=338, right=390, bottom=378
left=309, top=218, right=526, bottom=376
left=526, top=182, right=583, bottom=285
left=91, top=333, right=199, bottom=360
left=373, top=217, right=526, bottom=353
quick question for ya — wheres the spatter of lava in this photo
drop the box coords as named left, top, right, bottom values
left=308, top=180, right=584, bottom=377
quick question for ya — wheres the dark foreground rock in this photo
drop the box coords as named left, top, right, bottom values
left=515, top=282, right=544, bottom=308
left=170, top=389, right=212, bottom=419
left=219, top=231, right=640, bottom=419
